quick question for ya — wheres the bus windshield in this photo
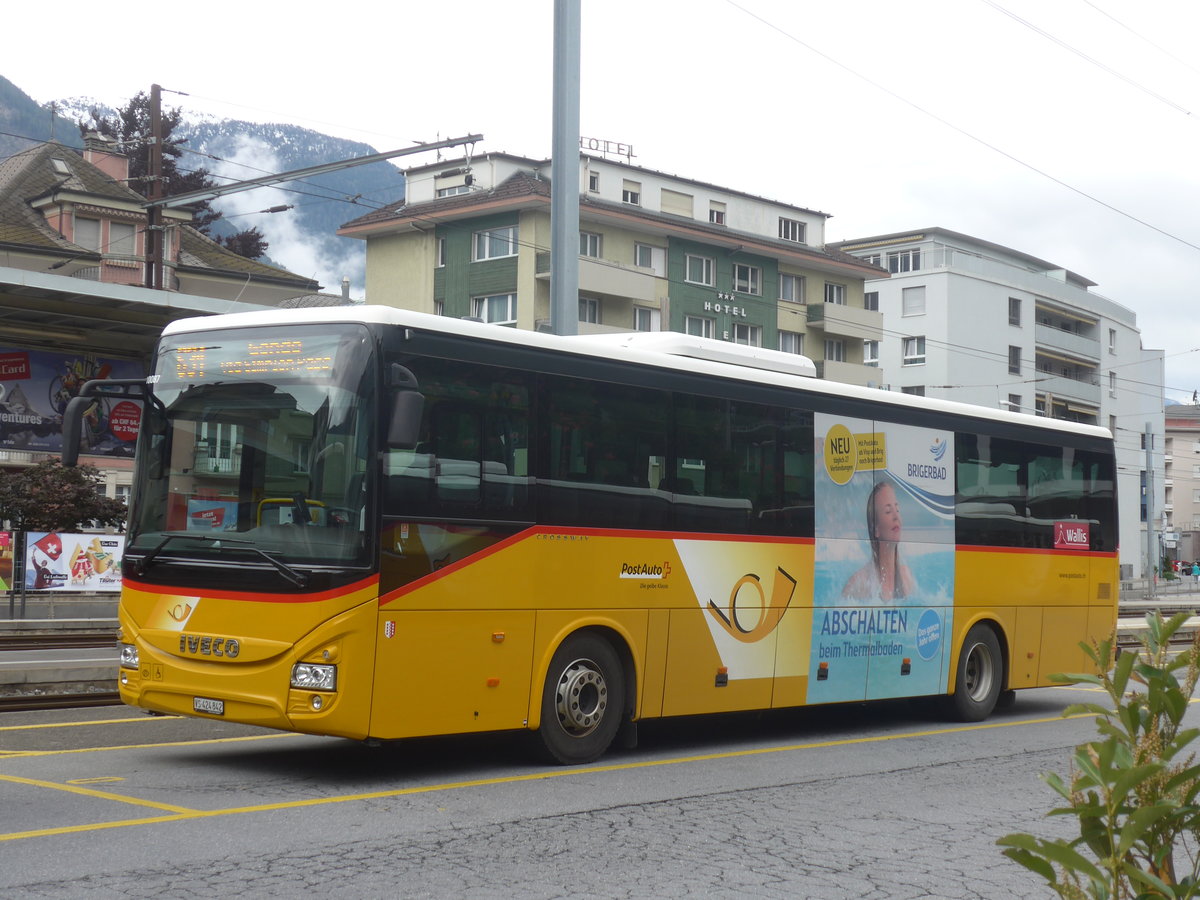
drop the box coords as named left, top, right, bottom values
left=127, top=324, right=377, bottom=575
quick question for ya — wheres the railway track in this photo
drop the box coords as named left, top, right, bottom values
left=0, top=632, right=116, bottom=652
left=0, top=692, right=120, bottom=713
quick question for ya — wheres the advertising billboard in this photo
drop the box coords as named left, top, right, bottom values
left=0, top=349, right=144, bottom=456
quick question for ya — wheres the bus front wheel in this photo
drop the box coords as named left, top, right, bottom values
left=538, top=633, right=625, bottom=765
left=949, top=624, right=1002, bottom=722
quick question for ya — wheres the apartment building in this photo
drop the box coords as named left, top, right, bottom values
left=831, top=228, right=1165, bottom=578
left=339, top=151, right=886, bottom=386
left=1165, top=403, right=1200, bottom=565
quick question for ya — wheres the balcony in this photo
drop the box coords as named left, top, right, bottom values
left=1035, top=372, right=1101, bottom=406
left=535, top=252, right=660, bottom=303
left=1035, top=323, right=1101, bottom=361
left=806, top=303, right=882, bottom=340
left=816, top=359, right=886, bottom=388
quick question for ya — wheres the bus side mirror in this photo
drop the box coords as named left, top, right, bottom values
left=61, top=395, right=92, bottom=467
left=388, top=391, right=424, bottom=449
left=387, top=364, right=423, bottom=449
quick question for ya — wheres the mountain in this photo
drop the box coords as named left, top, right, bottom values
left=1, top=79, right=406, bottom=296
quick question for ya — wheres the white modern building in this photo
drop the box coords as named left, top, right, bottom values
left=832, top=228, right=1165, bottom=579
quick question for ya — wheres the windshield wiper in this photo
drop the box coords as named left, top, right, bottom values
left=134, top=532, right=309, bottom=587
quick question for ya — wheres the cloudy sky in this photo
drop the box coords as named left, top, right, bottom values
left=7, top=0, right=1199, bottom=404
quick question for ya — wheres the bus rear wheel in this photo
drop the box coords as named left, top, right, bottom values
left=538, top=633, right=625, bottom=765
left=949, top=624, right=1002, bottom=722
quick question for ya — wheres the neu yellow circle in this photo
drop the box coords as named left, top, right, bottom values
left=824, top=423, right=857, bottom=485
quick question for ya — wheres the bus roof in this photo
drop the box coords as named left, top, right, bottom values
left=160, top=305, right=1113, bottom=443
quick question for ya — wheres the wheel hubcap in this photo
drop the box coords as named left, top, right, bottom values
left=964, top=641, right=995, bottom=701
left=555, top=658, right=608, bottom=737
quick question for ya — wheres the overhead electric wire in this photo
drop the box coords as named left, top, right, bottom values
left=981, top=0, right=1196, bottom=120
left=722, top=0, right=1200, bottom=255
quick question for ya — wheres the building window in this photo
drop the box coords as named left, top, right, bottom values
left=579, top=296, right=600, bottom=324
left=1109, top=371, right=1117, bottom=397
left=864, top=253, right=882, bottom=267
left=733, top=264, right=761, bottom=295
left=864, top=291, right=879, bottom=311
left=436, top=237, right=446, bottom=267
left=1109, top=328, right=1117, bottom=354
left=709, top=201, right=726, bottom=225
left=1009, top=296, right=1021, bottom=326
left=887, top=249, right=921, bottom=273
left=473, top=225, right=518, bottom=260
left=902, top=336, right=926, bottom=366
left=779, top=331, right=804, bottom=355
left=1008, top=394, right=1021, bottom=413
left=778, top=217, right=806, bottom=243
left=634, top=306, right=660, bottom=332
left=685, top=315, right=714, bottom=338
left=436, top=184, right=471, bottom=197
left=685, top=254, right=714, bottom=286
left=473, top=293, right=517, bottom=326
left=1008, top=345, right=1021, bottom=374
left=580, top=231, right=602, bottom=258
left=622, top=180, right=641, bottom=205
left=863, top=340, right=879, bottom=366
left=824, top=283, right=845, bottom=305
left=109, top=221, right=136, bottom=256
left=635, top=243, right=665, bottom=275
left=901, top=385, right=926, bottom=397
left=588, top=171, right=599, bottom=192
left=75, top=217, right=100, bottom=251
left=824, top=339, right=845, bottom=362
left=901, top=285, right=925, bottom=316
left=732, top=323, right=762, bottom=347
left=780, top=273, right=806, bottom=303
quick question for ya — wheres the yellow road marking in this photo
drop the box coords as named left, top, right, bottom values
left=0, top=773, right=196, bottom=814
left=2, top=731, right=301, bottom=759
left=0, top=710, right=1093, bottom=843
left=0, top=716, right=180, bottom=732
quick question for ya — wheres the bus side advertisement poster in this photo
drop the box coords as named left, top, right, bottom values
left=25, top=532, right=124, bottom=592
left=0, top=349, right=144, bottom=457
left=810, top=415, right=956, bottom=704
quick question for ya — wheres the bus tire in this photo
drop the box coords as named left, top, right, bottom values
left=949, top=623, right=1002, bottom=722
left=538, top=633, right=625, bottom=765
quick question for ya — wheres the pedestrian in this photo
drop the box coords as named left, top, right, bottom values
left=1193, top=561, right=1200, bottom=586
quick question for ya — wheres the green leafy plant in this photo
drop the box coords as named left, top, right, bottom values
left=999, top=612, right=1200, bottom=899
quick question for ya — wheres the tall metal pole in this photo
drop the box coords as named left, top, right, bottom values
left=1146, top=421, right=1156, bottom=596
left=550, top=0, right=580, bottom=335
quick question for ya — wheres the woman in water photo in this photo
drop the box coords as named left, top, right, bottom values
left=842, top=479, right=917, bottom=601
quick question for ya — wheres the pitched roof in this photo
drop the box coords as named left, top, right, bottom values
left=0, top=140, right=317, bottom=290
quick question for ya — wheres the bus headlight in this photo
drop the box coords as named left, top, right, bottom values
left=119, top=643, right=139, bottom=670
left=291, top=663, right=337, bottom=691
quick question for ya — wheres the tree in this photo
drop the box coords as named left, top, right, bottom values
left=78, top=93, right=261, bottom=253
left=0, top=460, right=127, bottom=532
left=216, top=226, right=269, bottom=260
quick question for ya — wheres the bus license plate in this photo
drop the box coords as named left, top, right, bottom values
left=193, top=696, right=224, bottom=716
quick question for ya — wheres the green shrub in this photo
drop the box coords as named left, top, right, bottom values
left=998, top=613, right=1200, bottom=898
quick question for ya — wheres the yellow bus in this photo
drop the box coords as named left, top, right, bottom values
left=64, top=307, right=1118, bottom=764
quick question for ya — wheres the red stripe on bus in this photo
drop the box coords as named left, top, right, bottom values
left=955, top=545, right=1118, bottom=558
left=377, top=527, right=813, bottom=607
left=123, top=573, right=380, bottom=603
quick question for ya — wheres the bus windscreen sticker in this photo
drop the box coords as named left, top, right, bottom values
left=809, top=415, right=956, bottom=704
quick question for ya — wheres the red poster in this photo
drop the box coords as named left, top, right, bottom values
left=1054, top=521, right=1090, bottom=550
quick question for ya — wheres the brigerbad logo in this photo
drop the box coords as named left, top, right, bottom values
left=619, top=561, right=671, bottom=579
left=908, top=436, right=949, bottom=481
left=929, top=436, right=947, bottom=462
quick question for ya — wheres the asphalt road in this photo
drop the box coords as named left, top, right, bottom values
left=0, top=686, right=1146, bottom=898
